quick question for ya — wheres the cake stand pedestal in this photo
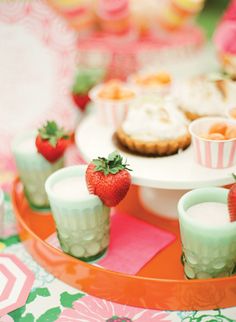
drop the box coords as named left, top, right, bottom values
left=139, top=187, right=189, bottom=219
left=75, top=113, right=236, bottom=219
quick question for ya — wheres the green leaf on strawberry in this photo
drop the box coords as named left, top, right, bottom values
left=36, top=121, right=70, bottom=163
left=92, top=151, right=131, bottom=176
left=38, top=121, right=69, bottom=147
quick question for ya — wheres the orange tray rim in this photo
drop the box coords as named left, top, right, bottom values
left=11, top=177, right=236, bottom=311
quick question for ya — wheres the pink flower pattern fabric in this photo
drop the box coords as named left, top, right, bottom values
left=57, top=295, right=171, bottom=322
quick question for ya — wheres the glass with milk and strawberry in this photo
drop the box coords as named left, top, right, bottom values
left=45, top=151, right=131, bottom=261
left=178, top=185, right=236, bottom=279
left=12, top=121, right=70, bottom=210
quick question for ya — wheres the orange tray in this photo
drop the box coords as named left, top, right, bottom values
left=12, top=178, right=236, bottom=311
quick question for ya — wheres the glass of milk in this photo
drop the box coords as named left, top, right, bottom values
left=45, top=165, right=110, bottom=262
left=178, top=187, right=236, bottom=279
left=12, top=132, right=64, bottom=210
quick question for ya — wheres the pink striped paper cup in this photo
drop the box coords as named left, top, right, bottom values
left=89, top=84, right=137, bottom=129
left=189, top=117, right=236, bottom=169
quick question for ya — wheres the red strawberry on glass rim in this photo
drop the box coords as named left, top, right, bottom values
left=228, top=173, right=236, bottom=222
left=35, top=121, right=70, bottom=163
left=86, top=151, right=132, bottom=207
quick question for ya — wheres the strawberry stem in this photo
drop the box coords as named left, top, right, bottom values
left=38, top=121, right=69, bottom=147
left=232, top=173, right=236, bottom=181
left=92, top=151, right=132, bottom=176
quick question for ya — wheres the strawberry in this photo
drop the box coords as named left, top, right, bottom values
left=72, top=93, right=90, bottom=112
left=71, top=68, right=105, bottom=112
left=86, top=151, right=132, bottom=207
left=228, top=173, right=236, bottom=222
left=35, top=121, right=70, bottom=163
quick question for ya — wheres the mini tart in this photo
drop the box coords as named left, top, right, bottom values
left=116, top=127, right=191, bottom=156
left=181, top=77, right=229, bottom=120
left=177, top=76, right=235, bottom=121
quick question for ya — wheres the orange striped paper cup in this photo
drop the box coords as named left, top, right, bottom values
left=189, top=117, right=236, bottom=169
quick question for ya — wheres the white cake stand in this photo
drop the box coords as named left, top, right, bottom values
left=75, top=113, right=236, bottom=219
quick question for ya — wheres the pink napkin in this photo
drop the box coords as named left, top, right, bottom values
left=98, top=212, right=175, bottom=274
left=46, top=212, right=175, bottom=275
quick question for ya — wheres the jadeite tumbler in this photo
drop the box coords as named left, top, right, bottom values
left=178, top=187, right=236, bottom=279
left=45, top=165, right=110, bottom=262
left=12, top=132, right=64, bottom=210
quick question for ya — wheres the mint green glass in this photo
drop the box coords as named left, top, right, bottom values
left=45, top=165, right=110, bottom=262
left=178, top=187, right=236, bottom=279
left=12, top=132, right=64, bottom=210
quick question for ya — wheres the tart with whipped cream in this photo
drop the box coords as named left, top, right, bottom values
left=176, top=74, right=236, bottom=121
left=116, top=97, right=191, bottom=156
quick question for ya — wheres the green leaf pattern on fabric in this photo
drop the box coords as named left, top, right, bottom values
left=60, top=291, right=85, bottom=308
left=8, top=306, right=26, bottom=321
left=4, top=288, right=86, bottom=322
left=180, top=309, right=236, bottom=322
left=0, top=235, right=20, bottom=247
left=7, top=288, right=51, bottom=321
left=36, top=288, right=51, bottom=297
left=36, top=307, right=61, bottom=322
left=19, top=313, right=35, bottom=322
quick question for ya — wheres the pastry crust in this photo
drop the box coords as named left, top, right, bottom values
left=116, top=127, right=191, bottom=156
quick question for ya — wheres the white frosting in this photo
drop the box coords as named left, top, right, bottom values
left=177, top=76, right=236, bottom=116
left=53, top=176, right=90, bottom=201
left=17, top=136, right=37, bottom=154
left=186, top=202, right=230, bottom=227
left=122, top=97, right=188, bottom=141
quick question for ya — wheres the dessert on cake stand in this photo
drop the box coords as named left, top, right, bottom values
left=75, top=113, right=235, bottom=219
